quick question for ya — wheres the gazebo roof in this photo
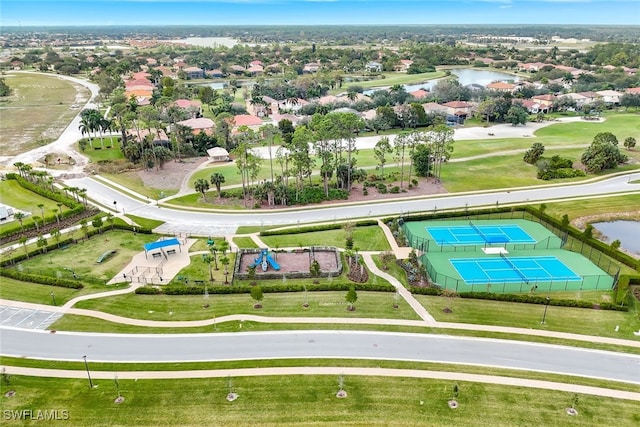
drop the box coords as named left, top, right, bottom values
left=144, top=238, right=180, bottom=252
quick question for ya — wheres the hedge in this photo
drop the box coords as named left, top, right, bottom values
left=0, top=268, right=83, bottom=289
left=6, top=173, right=79, bottom=209
left=136, top=282, right=396, bottom=295
left=407, top=287, right=628, bottom=311
left=260, top=219, right=378, bottom=236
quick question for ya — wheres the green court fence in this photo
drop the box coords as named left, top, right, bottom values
left=402, top=208, right=622, bottom=292
left=419, top=252, right=614, bottom=293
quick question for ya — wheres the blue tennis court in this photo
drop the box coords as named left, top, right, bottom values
left=427, top=223, right=536, bottom=246
left=450, top=255, right=582, bottom=285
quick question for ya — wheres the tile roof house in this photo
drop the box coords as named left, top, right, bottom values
left=626, top=87, right=640, bottom=94
left=532, top=94, right=556, bottom=108
left=126, top=128, right=169, bottom=144
left=596, top=90, right=622, bottom=104
left=395, top=59, right=413, bottom=72
left=207, top=69, right=224, bottom=78
left=409, top=89, right=430, bottom=99
left=486, top=81, right=517, bottom=92
left=442, top=101, right=473, bottom=116
left=303, top=62, right=321, bottom=73
left=233, top=114, right=264, bottom=131
left=176, top=117, right=215, bottom=135
left=514, top=99, right=543, bottom=114
left=518, top=62, right=551, bottom=72
left=246, top=64, right=264, bottom=75
left=317, top=95, right=339, bottom=105
left=365, top=61, right=383, bottom=72
left=173, top=99, right=202, bottom=117
left=270, top=114, right=303, bottom=126
left=183, top=66, right=204, bottom=79
left=422, top=102, right=449, bottom=114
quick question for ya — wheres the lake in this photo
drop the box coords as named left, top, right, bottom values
left=364, top=68, right=520, bottom=94
left=592, top=220, right=640, bottom=255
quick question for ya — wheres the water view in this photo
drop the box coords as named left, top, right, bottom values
left=592, top=220, right=640, bottom=255
left=365, top=68, right=520, bottom=94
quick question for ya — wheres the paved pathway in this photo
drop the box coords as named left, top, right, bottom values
left=3, top=365, right=639, bottom=401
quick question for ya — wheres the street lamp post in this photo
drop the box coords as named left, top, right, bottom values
left=541, top=296, right=550, bottom=325
left=50, top=291, right=56, bottom=306
left=113, top=200, right=117, bottom=212
left=83, top=355, right=94, bottom=389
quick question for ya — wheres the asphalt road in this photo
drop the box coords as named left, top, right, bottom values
left=67, top=172, right=640, bottom=230
left=2, top=328, right=638, bottom=383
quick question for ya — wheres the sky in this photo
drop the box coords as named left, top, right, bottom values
left=1, top=0, right=638, bottom=27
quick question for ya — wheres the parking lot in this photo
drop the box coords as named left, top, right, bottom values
left=0, top=305, right=63, bottom=330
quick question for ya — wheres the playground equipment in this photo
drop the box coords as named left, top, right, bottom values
left=250, top=248, right=280, bottom=272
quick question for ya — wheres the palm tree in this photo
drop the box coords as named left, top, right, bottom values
left=210, top=172, right=225, bottom=198
left=14, top=212, right=25, bottom=231
left=32, top=215, right=41, bottom=232
left=51, top=228, right=61, bottom=248
left=259, top=124, right=280, bottom=184
left=19, top=236, right=28, bottom=257
left=52, top=208, right=60, bottom=225
left=37, top=204, right=45, bottom=224
left=220, top=256, right=230, bottom=284
left=195, top=178, right=210, bottom=201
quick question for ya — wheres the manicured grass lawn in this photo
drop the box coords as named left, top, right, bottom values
left=441, top=148, right=588, bottom=192
left=260, top=225, right=391, bottom=251
left=233, top=236, right=259, bottom=248
left=80, top=137, right=124, bottom=161
left=0, top=180, right=63, bottom=234
left=415, top=295, right=640, bottom=340
left=101, top=173, right=178, bottom=199
left=545, top=194, right=640, bottom=222
left=125, top=214, right=165, bottom=230
left=188, top=238, right=227, bottom=253
left=0, top=73, right=86, bottom=155
left=3, top=375, right=638, bottom=426
left=16, top=230, right=158, bottom=283
left=169, top=253, right=236, bottom=284
left=73, top=291, right=418, bottom=321
left=533, top=114, right=640, bottom=144
left=0, top=276, right=80, bottom=306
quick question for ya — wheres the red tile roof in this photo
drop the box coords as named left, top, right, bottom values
left=233, top=114, right=263, bottom=127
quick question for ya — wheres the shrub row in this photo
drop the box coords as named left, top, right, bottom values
left=458, top=291, right=628, bottom=311
left=0, top=267, right=83, bottom=289
left=408, top=287, right=628, bottom=311
left=136, top=282, right=395, bottom=295
left=6, top=173, right=79, bottom=208
left=260, top=219, right=378, bottom=236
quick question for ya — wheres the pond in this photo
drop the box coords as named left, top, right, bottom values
left=592, top=220, right=640, bottom=255
left=364, top=68, right=520, bottom=94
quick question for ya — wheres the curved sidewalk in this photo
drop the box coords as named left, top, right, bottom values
left=3, top=366, right=639, bottom=401
left=2, top=298, right=638, bottom=349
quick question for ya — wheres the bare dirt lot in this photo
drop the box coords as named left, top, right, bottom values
left=137, top=157, right=210, bottom=191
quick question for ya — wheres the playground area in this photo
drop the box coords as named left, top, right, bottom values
left=235, top=247, right=342, bottom=280
left=403, top=218, right=615, bottom=293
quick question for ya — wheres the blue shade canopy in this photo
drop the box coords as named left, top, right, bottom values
left=144, top=238, right=180, bottom=252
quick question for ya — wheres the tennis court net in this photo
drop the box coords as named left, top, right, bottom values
left=469, top=221, right=489, bottom=243
left=500, top=252, right=530, bottom=284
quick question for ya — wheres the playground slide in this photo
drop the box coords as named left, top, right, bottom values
left=250, top=249, right=280, bottom=271
left=265, top=253, right=280, bottom=271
